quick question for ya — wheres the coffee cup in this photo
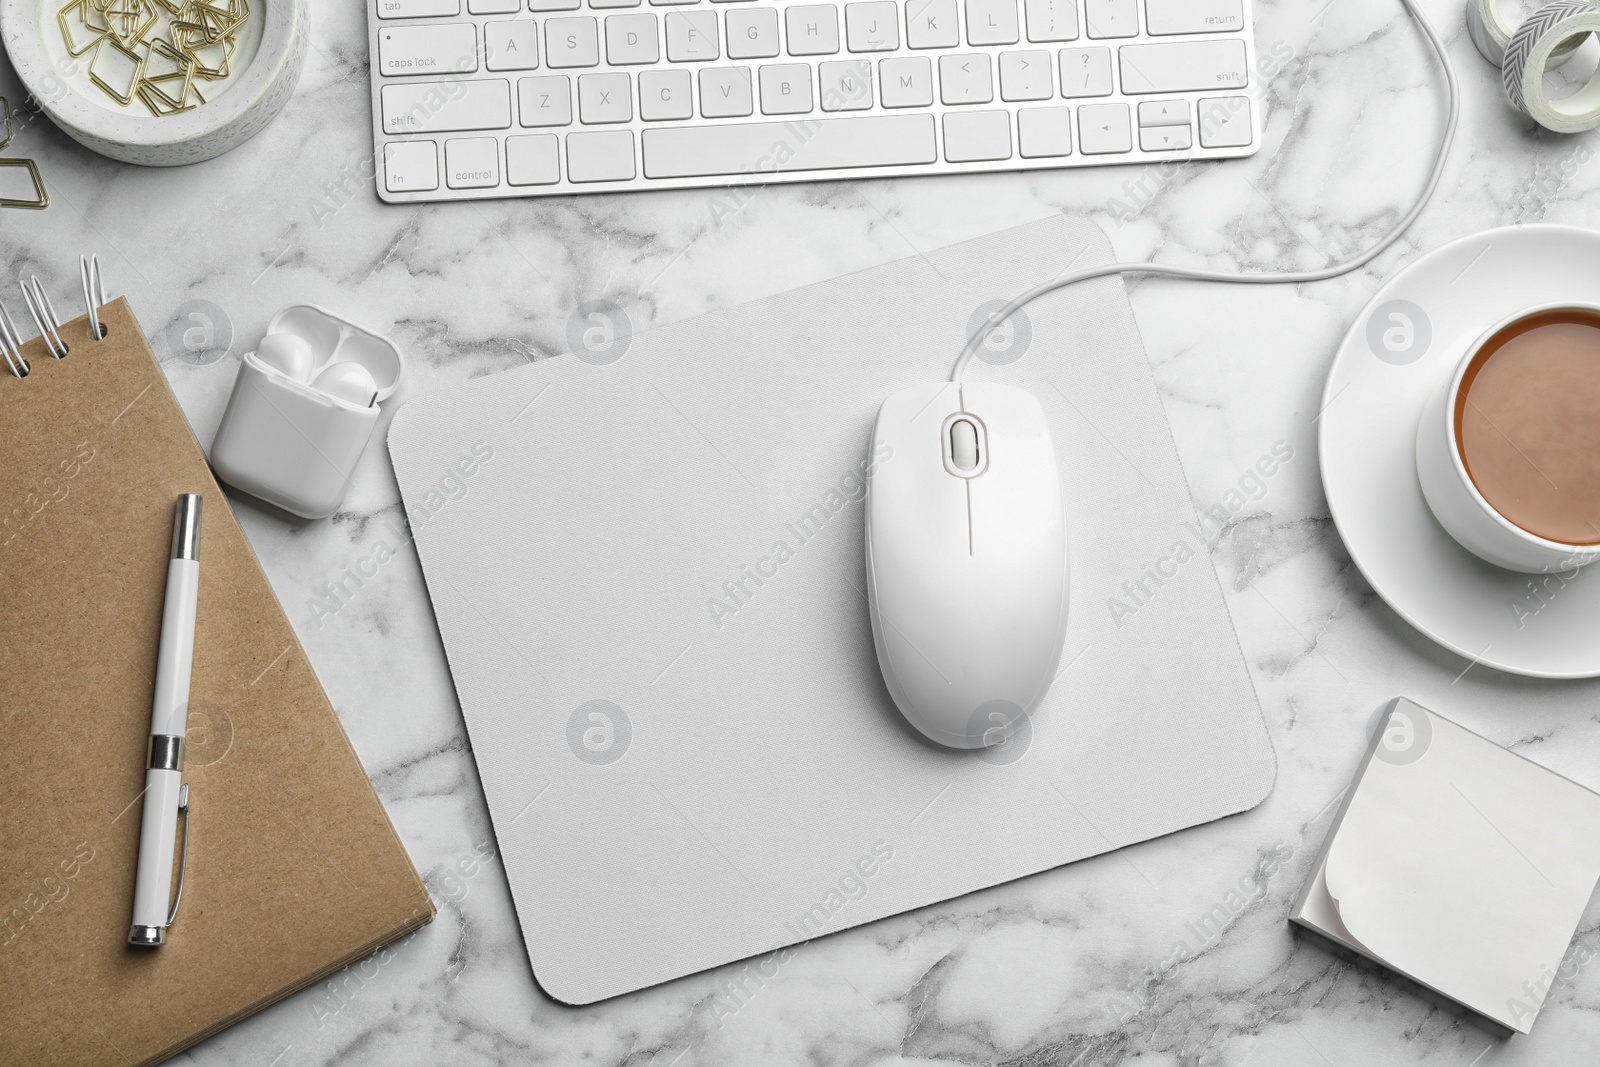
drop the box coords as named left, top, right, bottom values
left=1415, top=301, right=1600, bottom=573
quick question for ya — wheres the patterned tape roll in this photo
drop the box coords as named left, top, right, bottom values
left=1467, top=0, right=1586, bottom=65
left=1504, top=0, right=1600, bottom=132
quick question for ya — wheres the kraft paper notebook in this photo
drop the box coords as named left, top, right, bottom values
left=388, top=215, right=1278, bottom=1005
left=0, top=293, right=433, bottom=1067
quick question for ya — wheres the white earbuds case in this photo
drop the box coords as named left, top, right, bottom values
left=210, top=306, right=403, bottom=519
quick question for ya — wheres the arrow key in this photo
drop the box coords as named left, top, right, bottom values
left=1138, top=124, right=1191, bottom=151
left=1077, top=101, right=1130, bottom=153
left=1137, top=99, right=1190, bottom=127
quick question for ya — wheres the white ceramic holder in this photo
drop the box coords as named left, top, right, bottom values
left=211, top=306, right=403, bottom=520
left=0, top=0, right=307, bottom=166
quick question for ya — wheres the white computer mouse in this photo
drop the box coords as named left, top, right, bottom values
left=865, top=382, right=1069, bottom=749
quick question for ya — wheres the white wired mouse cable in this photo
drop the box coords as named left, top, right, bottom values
left=951, top=0, right=1462, bottom=383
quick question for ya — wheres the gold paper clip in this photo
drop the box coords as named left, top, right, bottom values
left=0, top=100, right=48, bottom=211
left=88, top=35, right=149, bottom=106
left=57, top=0, right=111, bottom=56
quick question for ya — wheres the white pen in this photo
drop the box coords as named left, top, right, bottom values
left=129, top=494, right=202, bottom=947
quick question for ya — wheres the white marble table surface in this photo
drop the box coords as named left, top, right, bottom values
left=7, top=0, right=1600, bottom=1062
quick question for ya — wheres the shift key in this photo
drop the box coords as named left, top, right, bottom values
left=382, top=80, right=512, bottom=134
left=1118, top=40, right=1246, bottom=94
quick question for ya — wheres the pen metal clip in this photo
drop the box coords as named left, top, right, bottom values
left=167, top=783, right=190, bottom=928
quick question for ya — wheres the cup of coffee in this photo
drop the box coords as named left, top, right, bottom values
left=1416, top=302, right=1600, bottom=572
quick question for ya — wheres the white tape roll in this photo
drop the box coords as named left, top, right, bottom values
left=1503, top=0, right=1600, bottom=132
left=1467, top=0, right=1586, bottom=65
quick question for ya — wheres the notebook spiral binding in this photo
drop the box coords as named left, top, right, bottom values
left=0, top=255, right=106, bottom=380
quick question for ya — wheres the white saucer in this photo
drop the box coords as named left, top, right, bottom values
left=1320, top=224, right=1600, bottom=679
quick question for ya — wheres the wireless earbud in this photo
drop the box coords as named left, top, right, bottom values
left=312, top=361, right=379, bottom=408
left=253, top=333, right=315, bottom=381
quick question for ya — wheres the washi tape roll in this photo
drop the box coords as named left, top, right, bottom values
left=1504, top=0, right=1600, bottom=132
left=1467, top=0, right=1585, bottom=66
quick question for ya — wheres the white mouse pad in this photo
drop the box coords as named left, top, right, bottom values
left=388, top=215, right=1276, bottom=1004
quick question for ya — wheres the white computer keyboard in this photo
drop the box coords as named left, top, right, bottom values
left=366, top=0, right=1261, bottom=202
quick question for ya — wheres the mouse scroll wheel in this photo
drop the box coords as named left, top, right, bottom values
left=950, top=419, right=980, bottom=471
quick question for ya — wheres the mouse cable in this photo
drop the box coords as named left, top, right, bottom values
left=951, top=0, right=1461, bottom=383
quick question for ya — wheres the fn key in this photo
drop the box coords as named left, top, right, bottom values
left=385, top=140, right=439, bottom=192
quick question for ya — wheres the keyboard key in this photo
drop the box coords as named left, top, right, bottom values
left=1137, top=99, right=1187, bottom=126
left=1057, top=46, right=1111, bottom=97
left=377, top=0, right=457, bottom=19
left=1017, top=105, right=1071, bottom=155
left=446, top=136, right=501, bottom=187
left=938, top=53, right=992, bottom=104
left=546, top=17, right=600, bottom=67
left=1085, top=0, right=1137, bottom=38
left=905, top=0, right=958, bottom=48
left=378, top=24, right=478, bottom=76
left=382, top=80, right=513, bottom=133
left=529, top=0, right=579, bottom=9
left=506, top=133, right=561, bottom=183
left=819, top=58, right=874, bottom=109
left=727, top=7, right=780, bottom=57
left=486, top=20, right=540, bottom=71
left=1119, top=40, right=1246, bottom=93
left=519, top=74, right=573, bottom=125
left=700, top=65, right=754, bottom=115
left=469, top=0, right=519, bottom=10
left=943, top=109, right=1010, bottom=161
left=667, top=11, right=720, bottom=59
left=879, top=55, right=933, bottom=106
left=640, top=68, right=694, bottom=118
left=641, top=113, right=934, bottom=176
left=606, top=13, right=660, bottom=63
left=965, top=0, right=1018, bottom=45
left=1198, top=95, right=1251, bottom=147
left=759, top=62, right=813, bottom=113
left=383, top=140, right=439, bottom=191
left=1024, top=0, right=1077, bottom=40
left=999, top=49, right=1050, bottom=100
left=591, top=0, right=640, bottom=7
left=1138, top=124, right=1189, bottom=150
left=650, top=0, right=699, bottom=6
left=567, top=129, right=636, bottom=180
left=579, top=72, right=633, bottom=121
left=845, top=2, right=899, bottom=51
left=1145, top=0, right=1243, bottom=35
left=1077, top=101, right=1130, bottom=152
left=785, top=5, right=841, bottom=55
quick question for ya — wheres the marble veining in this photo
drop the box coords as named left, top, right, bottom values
left=7, top=0, right=1600, bottom=1061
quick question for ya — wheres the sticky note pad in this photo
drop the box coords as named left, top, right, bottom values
left=1291, top=698, right=1600, bottom=1033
